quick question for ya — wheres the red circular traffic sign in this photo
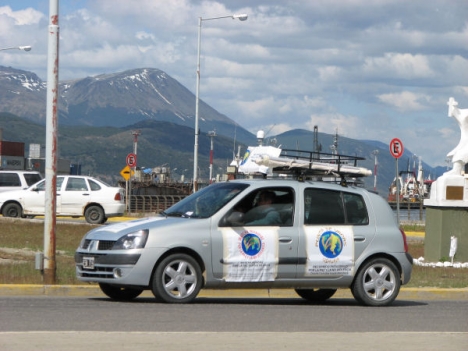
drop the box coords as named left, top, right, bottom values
left=126, top=153, right=137, bottom=168
left=389, top=138, right=404, bottom=158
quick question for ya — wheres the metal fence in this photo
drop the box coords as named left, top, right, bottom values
left=127, top=195, right=187, bottom=213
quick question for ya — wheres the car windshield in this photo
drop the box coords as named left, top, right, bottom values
left=162, top=182, right=249, bottom=219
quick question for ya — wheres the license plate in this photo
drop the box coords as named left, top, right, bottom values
left=82, top=257, right=95, bottom=269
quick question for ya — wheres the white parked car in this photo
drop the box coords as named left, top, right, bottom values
left=0, top=170, right=42, bottom=193
left=0, top=175, right=125, bottom=224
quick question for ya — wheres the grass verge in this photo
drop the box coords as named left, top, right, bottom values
left=0, top=218, right=466, bottom=288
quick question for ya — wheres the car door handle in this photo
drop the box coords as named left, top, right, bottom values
left=82, top=193, right=90, bottom=196
left=354, top=236, right=366, bottom=242
left=279, top=236, right=292, bottom=243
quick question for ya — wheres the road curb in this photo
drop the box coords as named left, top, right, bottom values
left=1, top=285, right=466, bottom=300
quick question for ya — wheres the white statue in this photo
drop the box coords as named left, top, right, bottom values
left=446, top=97, right=468, bottom=176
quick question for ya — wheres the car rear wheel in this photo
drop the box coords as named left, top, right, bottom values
left=84, top=205, right=105, bottom=224
left=295, top=288, right=337, bottom=303
left=2, top=203, right=23, bottom=218
left=351, top=258, right=401, bottom=306
left=152, top=253, right=202, bottom=303
left=99, top=283, right=143, bottom=301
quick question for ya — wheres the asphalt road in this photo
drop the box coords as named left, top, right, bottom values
left=0, top=295, right=466, bottom=351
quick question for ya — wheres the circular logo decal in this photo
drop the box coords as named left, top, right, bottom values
left=241, top=233, right=262, bottom=256
left=319, top=231, right=343, bottom=258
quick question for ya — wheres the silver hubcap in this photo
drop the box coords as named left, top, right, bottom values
left=162, top=260, right=197, bottom=299
left=362, top=264, right=396, bottom=301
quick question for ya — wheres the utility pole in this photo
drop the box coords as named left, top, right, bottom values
left=128, top=130, right=140, bottom=214
left=208, top=130, right=216, bottom=183
left=43, top=0, right=59, bottom=285
left=132, top=130, right=141, bottom=155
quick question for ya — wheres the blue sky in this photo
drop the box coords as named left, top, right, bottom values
left=1, top=0, right=468, bottom=167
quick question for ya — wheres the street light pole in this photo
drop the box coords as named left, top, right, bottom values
left=43, top=0, right=59, bottom=285
left=0, top=46, right=32, bottom=52
left=193, top=13, right=248, bottom=192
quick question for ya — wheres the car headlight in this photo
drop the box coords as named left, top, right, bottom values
left=112, top=229, right=149, bottom=250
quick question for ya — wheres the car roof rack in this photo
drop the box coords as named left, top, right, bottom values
left=267, top=149, right=371, bottom=186
left=236, top=145, right=371, bottom=187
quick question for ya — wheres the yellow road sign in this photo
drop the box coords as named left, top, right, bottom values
left=120, top=165, right=134, bottom=181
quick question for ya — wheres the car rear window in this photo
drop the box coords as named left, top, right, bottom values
left=24, top=173, right=42, bottom=186
left=88, top=179, right=102, bottom=191
left=304, top=188, right=368, bottom=225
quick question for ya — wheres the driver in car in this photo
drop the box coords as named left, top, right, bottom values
left=245, top=190, right=282, bottom=226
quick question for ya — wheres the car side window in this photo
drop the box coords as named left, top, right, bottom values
left=66, top=177, right=88, bottom=191
left=34, top=177, right=64, bottom=192
left=304, top=188, right=368, bottom=225
left=343, top=193, right=369, bottom=225
left=304, top=188, right=345, bottom=225
left=88, top=179, right=101, bottom=191
left=0, top=173, right=21, bottom=187
left=221, top=187, right=294, bottom=227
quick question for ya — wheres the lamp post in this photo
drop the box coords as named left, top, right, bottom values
left=0, top=46, right=32, bottom=52
left=193, top=13, right=248, bottom=192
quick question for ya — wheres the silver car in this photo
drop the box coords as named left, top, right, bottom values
left=75, top=179, right=412, bottom=306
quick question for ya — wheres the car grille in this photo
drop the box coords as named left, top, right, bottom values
left=79, top=267, right=114, bottom=279
left=82, top=239, right=115, bottom=250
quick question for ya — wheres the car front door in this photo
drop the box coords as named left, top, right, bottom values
left=22, top=178, right=63, bottom=214
left=211, top=186, right=298, bottom=281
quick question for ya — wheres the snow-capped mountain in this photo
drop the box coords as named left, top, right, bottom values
left=0, top=66, right=253, bottom=144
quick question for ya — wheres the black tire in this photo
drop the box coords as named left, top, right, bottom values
left=2, top=203, right=23, bottom=218
left=84, top=205, right=105, bottom=224
left=152, top=253, right=202, bottom=303
left=295, top=288, right=337, bottom=303
left=99, top=283, right=143, bottom=301
left=351, top=258, right=401, bottom=306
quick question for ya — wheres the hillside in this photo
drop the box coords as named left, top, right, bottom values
left=0, top=113, right=244, bottom=185
left=0, top=113, right=444, bottom=196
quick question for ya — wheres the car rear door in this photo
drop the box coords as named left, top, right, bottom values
left=59, top=177, right=89, bottom=215
left=297, top=187, right=375, bottom=279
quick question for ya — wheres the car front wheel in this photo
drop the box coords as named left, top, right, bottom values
left=84, top=205, right=105, bottom=224
left=99, top=283, right=143, bottom=301
left=351, top=258, right=401, bottom=306
left=152, top=253, right=202, bottom=303
left=295, top=288, right=337, bottom=303
left=2, top=203, right=23, bottom=218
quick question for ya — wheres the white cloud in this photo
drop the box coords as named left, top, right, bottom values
left=0, top=6, right=43, bottom=25
left=377, top=92, right=430, bottom=112
left=363, top=53, right=434, bottom=79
